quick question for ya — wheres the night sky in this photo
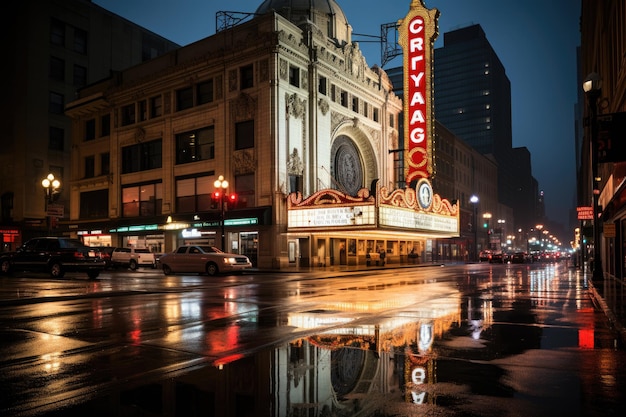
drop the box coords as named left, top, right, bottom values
left=93, top=0, right=581, bottom=228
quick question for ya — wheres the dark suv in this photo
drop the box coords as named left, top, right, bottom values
left=0, top=237, right=106, bottom=279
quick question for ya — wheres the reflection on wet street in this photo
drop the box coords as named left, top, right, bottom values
left=1, top=262, right=625, bottom=416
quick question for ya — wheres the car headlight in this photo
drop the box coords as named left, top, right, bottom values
left=224, top=257, right=237, bottom=264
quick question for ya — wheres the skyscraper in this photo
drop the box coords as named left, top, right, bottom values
left=434, top=24, right=537, bottom=232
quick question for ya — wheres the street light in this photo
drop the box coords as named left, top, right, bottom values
left=213, top=175, right=229, bottom=250
left=583, top=72, right=603, bottom=281
left=41, top=173, right=61, bottom=234
left=470, top=195, right=479, bottom=262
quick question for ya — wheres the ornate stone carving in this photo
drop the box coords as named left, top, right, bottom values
left=279, top=59, right=288, bottom=81
left=287, top=148, right=304, bottom=175
left=318, top=98, right=329, bottom=115
left=232, top=93, right=256, bottom=120
left=286, top=93, right=306, bottom=119
left=233, top=149, right=256, bottom=175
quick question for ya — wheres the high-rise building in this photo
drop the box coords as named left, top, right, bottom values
left=433, top=24, right=538, bottom=233
left=0, top=0, right=179, bottom=249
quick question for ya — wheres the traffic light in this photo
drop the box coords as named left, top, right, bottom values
left=227, top=193, right=238, bottom=208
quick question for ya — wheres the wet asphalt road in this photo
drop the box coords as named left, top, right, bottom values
left=0, top=261, right=625, bottom=416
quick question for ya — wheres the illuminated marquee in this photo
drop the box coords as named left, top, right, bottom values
left=398, top=0, right=439, bottom=184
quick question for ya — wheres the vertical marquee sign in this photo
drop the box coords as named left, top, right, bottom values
left=398, top=0, right=439, bottom=184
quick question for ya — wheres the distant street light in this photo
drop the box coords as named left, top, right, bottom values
left=470, top=195, right=479, bottom=261
left=583, top=72, right=603, bottom=281
left=41, top=173, right=61, bottom=234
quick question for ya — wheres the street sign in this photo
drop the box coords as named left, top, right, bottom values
left=577, top=206, right=594, bottom=220
left=603, top=223, right=616, bottom=238
left=597, top=112, right=626, bottom=163
left=47, top=204, right=64, bottom=218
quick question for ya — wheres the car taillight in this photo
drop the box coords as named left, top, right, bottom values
left=73, top=251, right=85, bottom=259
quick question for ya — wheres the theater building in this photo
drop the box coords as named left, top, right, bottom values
left=65, top=0, right=458, bottom=269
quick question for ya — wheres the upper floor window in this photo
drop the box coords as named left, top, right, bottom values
left=49, top=92, right=64, bottom=114
left=150, top=95, right=162, bottom=118
left=121, top=104, right=135, bottom=126
left=100, top=153, right=110, bottom=175
left=240, top=64, right=254, bottom=89
left=85, top=119, right=95, bottom=141
left=176, top=87, right=194, bottom=111
left=73, top=28, right=87, bottom=54
left=340, top=90, right=348, bottom=107
left=49, top=126, right=64, bottom=151
left=197, top=80, right=214, bottom=105
left=176, top=126, right=215, bottom=164
left=49, top=56, right=64, bottom=81
left=84, top=155, right=95, bottom=178
left=289, top=66, right=300, bottom=87
left=318, top=76, right=327, bottom=95
left=121, top=139, right=162, bottom=174
left=80, top=189, right=108, bottom=219
left=101, top=114, right=110, bottom=137
left=73, top=64, right=87, bottom=87
left=50, top=19, right=65, bottom=46
left=235, top=120, right=254, bottom=150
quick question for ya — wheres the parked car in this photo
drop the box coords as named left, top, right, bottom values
left=110, top=247, right=157, bottom=270
left=0, top=237, right=106, bottom=279
left=158, top=245, right=252, bottom=276
left=91, top=246, right=116, bottom=269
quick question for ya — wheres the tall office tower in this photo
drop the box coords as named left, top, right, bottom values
left=434, top=24, right=536, bottom=232
left=0, top=0, right=179, bottom=248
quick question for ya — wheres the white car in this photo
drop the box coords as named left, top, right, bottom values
left=110, top=247, right=157, bottom=270
left=158, top=245, right=252, bottom=276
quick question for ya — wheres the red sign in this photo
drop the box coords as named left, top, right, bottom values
left=577, top=206, right=594, bottom=220
left=399, top=1, right=439, bottom=184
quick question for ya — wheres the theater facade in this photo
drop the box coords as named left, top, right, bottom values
left=65, top=0, right=457, bottom=268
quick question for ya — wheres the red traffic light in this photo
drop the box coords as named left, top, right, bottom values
left=212, top=191, right=222, bottom=201
left=228, top=193, right=238, bottom=202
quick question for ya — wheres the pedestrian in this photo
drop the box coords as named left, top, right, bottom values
left=379, top=248, right=386, bottom=266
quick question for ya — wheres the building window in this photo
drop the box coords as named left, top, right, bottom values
left=73, top=28, right=87, bottom=54
left=340, top=90, right=348, bottom=107
left=373, top=108, right=379, bottom=122
left=389, top=113, right=395, bottom=128
left=352, top=96, right=359, bottom=113
left=331, top=85, right=336, bottom=102
left=176, top=87, right=194, bottom=111
left=150, top=95, right=162, bottom=118
left=240, top=64, right=254, bottom=89
left=85, top=119, right=96, bottom=141
left=135, top=100, right=146, bottom=122
left=318, top=76, right=327, bottom=95
left=73, top=64, right=87, bottom=87
left=49, top=126, right=64, bottom=151
left=79, top=189, right=109, bottom=219
left=197, top=80, right=214, bottom=105
left=50, top=19, right=65, bottom=46
left=49, top=56, right=64, bottom=81
left=122, top=182, right=162, bottom=217
left=176, top=175, right=212, bottom=213
left=121, top=103, right=135, bottom=126
left=235, top=120, right=254, bottom=150
left=101, top=153, right=110, bottom=175
left=121, top=139, right=162, bottom=173
left=84, top=155, right=95, bottom=178
left=101, top=114, right=110, bottom=137
left=176, top=126, right=215, bottom=164
left=49, top=92, right=64, bottom=114
left=289, top=66, right=300, bottom=87
left=235, top=174, right=255, bottom=208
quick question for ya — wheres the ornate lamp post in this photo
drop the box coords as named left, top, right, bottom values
left=582, top=72, right=603, bottom=281
left=41, top=173, right=61, bottom=234
left=470, top=195, right=479, bottom=261
left=213, top=175, right=229, bottom=250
